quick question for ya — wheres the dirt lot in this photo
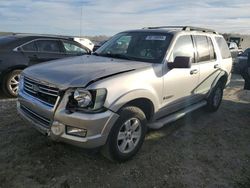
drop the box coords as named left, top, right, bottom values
left=0, top=74, right=249, bottom=188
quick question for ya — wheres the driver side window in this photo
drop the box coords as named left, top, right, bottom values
left=169, top=35, right=195, bottom=63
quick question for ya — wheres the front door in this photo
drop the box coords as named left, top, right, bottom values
left=157, top=35, right=200, bottom=118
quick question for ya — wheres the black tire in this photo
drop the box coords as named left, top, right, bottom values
left=101, top=106, right=147, bottom=162
left=205, top=81, right=224, bottom=112
left=2, top=70, right=22, bottom=97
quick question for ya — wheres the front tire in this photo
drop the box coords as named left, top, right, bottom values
left=2, top=70, right=22, bottom=97
left=206, top=81, right=224, bottom=112
left=101, top=106, right=147, bottom=162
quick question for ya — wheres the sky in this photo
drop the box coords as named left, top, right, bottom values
left=0, top=0, right=250, bottom=36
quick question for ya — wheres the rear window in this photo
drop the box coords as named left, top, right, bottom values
left=22, top=41, right=37, bottom=51
left=208, top=37, right=216, bottom=60
left=36, top=40, right=61, bottom=53
left=195, top=35, right=210, bottom=62
left=215, top=37, right=231, bottom=59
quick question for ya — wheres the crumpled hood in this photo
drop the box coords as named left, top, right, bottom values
left=23, top=55, right=152, bottom=89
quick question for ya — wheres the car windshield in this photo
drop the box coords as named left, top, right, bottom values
left=95, top=32, right=172, bottom=63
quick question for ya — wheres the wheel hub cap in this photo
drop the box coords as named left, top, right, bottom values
left=117, top=117, right=142, bottom=154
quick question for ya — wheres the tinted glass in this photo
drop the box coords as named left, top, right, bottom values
left=215, top=37, right=231, bottom=59
left=22, top=41, right=37, bottom=51
left=208, top=37, right=216, bottom=60
left=96, top=32, right=172, bottom=63
left=63, top=42, right=87, bottom=53
left=169, top=35, right=195, bottom=63
left=195, top=35, right=210, bottom=62
left=36, top=40, right=60, bottom=52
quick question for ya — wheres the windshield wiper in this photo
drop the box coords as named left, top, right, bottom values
left=92, top=52, right=99, bottom=56
left=99, top=53, right=133, bottom=60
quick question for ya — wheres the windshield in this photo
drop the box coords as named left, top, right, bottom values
left=95, top=32, right=172, bottom=63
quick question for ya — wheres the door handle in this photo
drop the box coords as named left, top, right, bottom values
left=214, top=64, right=219, bottom=69
left=190, top=69, right=198, bottom=75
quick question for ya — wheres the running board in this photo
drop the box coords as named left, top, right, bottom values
left=148, top=100, right=207, bottom=129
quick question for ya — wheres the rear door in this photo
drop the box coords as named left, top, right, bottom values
left=22, top=39, right=65, bottom=65
left=34, top=39, right=65, bottom=63
left=159, top=35, right=200, bottom=117
left=194, top=35, right=219, bottom=96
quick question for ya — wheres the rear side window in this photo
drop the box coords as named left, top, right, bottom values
left=36, top=40, right=61, bottom=53
left=195, top=35, right=210, bottom=62
left=22, top=41, right=37, bottom=51
left=169, top=35, right=195, bottom=63
left=215, top=37, right=231, bottom=59
left=208, top=37, right=216, bottom=60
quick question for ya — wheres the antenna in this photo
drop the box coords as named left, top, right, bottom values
left=80, top=6, right=83, bottom=37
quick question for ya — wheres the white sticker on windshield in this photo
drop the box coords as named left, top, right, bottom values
left=146, top=36, right=166, bottom=41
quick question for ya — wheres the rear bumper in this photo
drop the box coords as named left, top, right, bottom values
left=17, top=90, right=119, bottom=148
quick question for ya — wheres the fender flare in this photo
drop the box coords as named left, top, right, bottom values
left=108, top=89, right=160, bottom=114
left=207, top=69, right=228, bottom=98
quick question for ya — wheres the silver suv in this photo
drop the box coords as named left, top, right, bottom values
left=17, top=26, right=232, bottom=161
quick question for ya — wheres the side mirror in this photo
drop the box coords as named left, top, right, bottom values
left=168, top=56, right=192, bottom=69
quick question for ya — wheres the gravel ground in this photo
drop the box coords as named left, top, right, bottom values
left=0, top=74, right=249, bottom=188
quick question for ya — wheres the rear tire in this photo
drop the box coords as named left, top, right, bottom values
left=205, top=81, right=224, bottom=112
left=2, top=70, right=22, bottom=97
left=101, top=106, right=147, bottom=162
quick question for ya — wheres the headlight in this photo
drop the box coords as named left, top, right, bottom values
left=73, top=89, right=92, bottom=108
left=68, top=88, right=107, bottom=112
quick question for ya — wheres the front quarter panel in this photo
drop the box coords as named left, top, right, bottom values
left=87, top=64, right=164, bottom=114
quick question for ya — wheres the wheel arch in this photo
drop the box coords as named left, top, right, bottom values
left=108, top=90, right=158, bottom=122
left=118, top=98, right=155, bottom=121
left=207, top=70, right=228, bottom=98
left=1, top=65, right=27, bottom=80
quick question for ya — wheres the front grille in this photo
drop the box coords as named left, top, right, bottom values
left=20, top=105, right=51, bottom=128
left=23, top=76, right=59, bottom=107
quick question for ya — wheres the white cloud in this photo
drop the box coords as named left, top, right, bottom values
left=0, top=0, right=250, bottom=36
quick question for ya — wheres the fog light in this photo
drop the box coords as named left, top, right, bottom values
left=66, top=126, right=87, bottom=138
left=51, top=121, right=64, bottom=136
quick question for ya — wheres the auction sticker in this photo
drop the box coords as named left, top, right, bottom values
left=146, top=36, right=166, bottom=40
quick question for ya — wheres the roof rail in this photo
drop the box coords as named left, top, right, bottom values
left=183, top=26, right=218, bottom=34
left=142, top=26, right=218, bottom=34
left=142, top=26, right=185, bottom=30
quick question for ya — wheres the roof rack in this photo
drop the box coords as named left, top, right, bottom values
left=142, top=26, right=218, bottom=34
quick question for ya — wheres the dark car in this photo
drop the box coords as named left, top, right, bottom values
left=0, top=34, right=91, bottom=97
left=234, top=48, right=250, bottom=73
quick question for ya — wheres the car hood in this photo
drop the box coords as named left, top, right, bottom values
left=23, top=55, right=152, bottom=89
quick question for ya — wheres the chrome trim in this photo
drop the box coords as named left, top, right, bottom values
left=13, top=38, right=66, bottom=53
left=23, top=76, right=59, bottom=107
